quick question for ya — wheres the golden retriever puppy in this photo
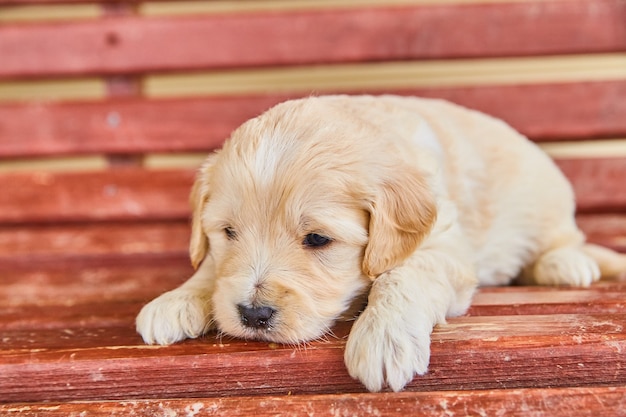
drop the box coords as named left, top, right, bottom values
left=136, top=95, right=626, bottom=392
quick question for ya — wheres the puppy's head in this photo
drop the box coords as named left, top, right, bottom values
left=191, top=96, right=436, bottom=343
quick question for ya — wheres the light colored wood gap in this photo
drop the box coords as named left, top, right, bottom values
left=1, top=139, right=625, bottom=174
left=143, top=153, right=207, bottom=170
left=144, top=54, right=626, bottom=98
left=0, top=4, right=101, bottom=23
left=146, top=139, right=626, bottom=170
left=0, top=78, right=106, bottom=102
left=140, top=0, right=561, bottom=16
left=539, top=139, right=626, bottom=159
left=1, top=54, right=622, bottom=103
left=0, top=156, right=108, bottom=173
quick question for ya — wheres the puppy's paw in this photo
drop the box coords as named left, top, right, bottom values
left=344, top=307, right=431, bottom=392
left=534, top=247, right=600, bottom=287
left=136, top=289, right=212, bottom=345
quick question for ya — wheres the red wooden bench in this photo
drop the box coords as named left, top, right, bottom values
left=1, top=0, right=625, bottom=415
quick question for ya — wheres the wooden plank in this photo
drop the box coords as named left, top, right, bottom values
left=556, top=158, right=626, bottom=213
left=0, top=313, right=624, bottom=401
left=2, top=81, right=626, bottom=158
left=0, top=220, right=622, bottom=309
left=1, top=387, right=625, bottom=416
left=469, top=282, right=626, bottom=316
left=0, top=158, right=625, bottom=224
left=0, top=95, right=279, bottom=157
left=1, top=1, right=625, bottom=78
left=0, top=262, right=191, bottom=309
left=0, top=168, right=195, bottom=224
left=0, top=221, right=190, bottom=270
left=578, top=214, right=626, bottom=252
left=3, top=281, right=625, bottom=330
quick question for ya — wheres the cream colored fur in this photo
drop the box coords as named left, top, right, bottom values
left=136, top=95, right=626, bottom=392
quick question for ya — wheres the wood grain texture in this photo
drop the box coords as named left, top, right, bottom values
left=0, top=262, right=191, bottom=309
left=0, top=158, right=624, bottom=225
left=1, top=0, right=625, bottom=78
left=2, top=81, right=626, bottom=158
left=556, top=158, right=626, bottom=213
left=3, top=280, right=625, bottom=329
left=1, top=312, right=624, bottom=402
left=0, top=216, right=622, bottom=276
left=0, top=221, right=190, bottom=273
left=0, top=168, right=195, bottom=224
left=1, top=387, right=625, bottom=416
left=577, top=214, right=626, bottom=252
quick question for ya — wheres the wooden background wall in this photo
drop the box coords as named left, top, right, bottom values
left=1, top=0, right=625, bottom=172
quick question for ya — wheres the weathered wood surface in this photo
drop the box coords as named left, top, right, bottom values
left=1, top=308, right=625, bottom=402
left=1, top=1, right=625, bottom=78
left=1, top=225, right=625, bottom=402
left=2, top=387, right=625, bottom=417
left=2, top=81, right=626, bottom=158
left=1, top=0, right=625, bottom=414
left=0, top=214, right=624, bottom=273
left=0, top=157, right=624, bottom=226
left=0, top=168, right=195, bottom=224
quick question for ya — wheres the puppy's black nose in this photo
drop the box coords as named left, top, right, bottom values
left=237, top=304, right=276, bottom=329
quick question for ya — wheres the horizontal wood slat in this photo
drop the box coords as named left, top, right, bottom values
left=0, top=221, right=190, bottom=270
left=0, top=168, right=195, bottom=224
left=1, top=0, right=625, bottom=78
left=0, top=158, right=624, bottom=225
left=2, top=81, right=626, bottom=158
left=0, top=262, right=191, bottom=309
left=0, top=215, right=623, bottom=295
left=1, top=312, right=624, bottom=402
left=2, top=387, right=625, bottom=417
left=577, top=214, right=626, bottom=251
left=2, top=271, right=624, bottom=317
left=556, top=158, right=626, bottom=213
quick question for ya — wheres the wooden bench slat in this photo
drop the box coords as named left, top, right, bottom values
left=0, top=168, right=194, bottom=224
left=2, top=81, right=626, bottom=158
left=1, top=1, right=624, bottom=78
left=577, top=213, right=626, bottom=252
left=3, top=283, right=625, bottom=332
left=469, top=282, right=626, bottom=316
left=0, top=221, right=189, bottom=266
left=1, top=387, right=625, bottom=417
left=0, top=158, right=624, bottom=224
left=0, top=0, right=624, bottom=411
left=0, top=263, right=190, bottom=309
left=1, top=313, right=624, bottom=402
left=0, top=214, right=623, bottom=268
left=1, top=249, right=624, bottom=308
left=556, top=158, right=626, bottom=213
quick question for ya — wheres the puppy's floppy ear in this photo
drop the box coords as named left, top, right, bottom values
left=363, top=165, right=437, bottom=278
left=189, top=154, right=218, bottom=269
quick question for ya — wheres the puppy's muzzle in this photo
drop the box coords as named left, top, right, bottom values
left=237, top=304, right=276, bottom=330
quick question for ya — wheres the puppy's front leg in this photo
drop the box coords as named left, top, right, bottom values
left=344, top=247, right=475, bottom=392
left=136, top=257, right=216, bottom=345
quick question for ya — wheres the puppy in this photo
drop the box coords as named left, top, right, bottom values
left=136, top=95, right=626, bottom=392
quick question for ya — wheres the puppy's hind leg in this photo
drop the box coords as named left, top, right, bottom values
left=526, top=220, right=604, bottom=287
left=531, top=245, right=600, bottom=287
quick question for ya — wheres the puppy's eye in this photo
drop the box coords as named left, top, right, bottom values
left=303, top=233, right=332, bottom=248
left=224, top=226, right=237, bottom=240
